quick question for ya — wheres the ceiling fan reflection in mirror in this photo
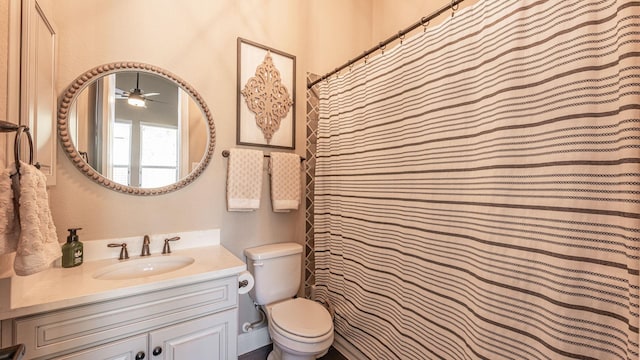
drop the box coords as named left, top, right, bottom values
left=115, top=72, right=161, bottom=107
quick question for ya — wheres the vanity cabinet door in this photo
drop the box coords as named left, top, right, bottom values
left=55, top=334, right=147, bottom=360
left=20, top=0, right=57, bottom=185
left=148, top=309, right=237, bottom=360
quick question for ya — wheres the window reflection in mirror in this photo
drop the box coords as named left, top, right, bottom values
left=112, top=121, right=132, bottom=185
left=139, top=123, right=178, bottom=187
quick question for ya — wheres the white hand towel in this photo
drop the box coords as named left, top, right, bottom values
left=13, top=162, right=60, bottom=276
left=0, top=165, right=19, bottom=255
left=269, top=152, right=301, bottom=212
left=226, top=149, right=264, bottom=211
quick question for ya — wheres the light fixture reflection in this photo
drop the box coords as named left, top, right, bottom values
left=127, top=90, right=146, bottom=107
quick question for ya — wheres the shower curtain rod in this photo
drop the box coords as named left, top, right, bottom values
left=307, top=0, right=465, bottom=89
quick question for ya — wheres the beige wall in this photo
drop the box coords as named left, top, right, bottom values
left=0, top=1, right=8, bottom=171
left=43, top=0, right=481, bottom=339
left=306, top=0, right=481, bottom=78
left=372, top=0, right=481, bottom=43
left=1, top=0, right=487, bottom=252
left=306, top=0, right=373, bottom=75
left=0, top=0, right=20, bottom=170
left=49, top=1, right=308, bottom=244
left=48, top=0, right=316, bottom=327
left=0, top=1, right=8, bottom=123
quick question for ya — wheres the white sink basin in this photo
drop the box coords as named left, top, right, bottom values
left=93, top=256, right=195, bottom=280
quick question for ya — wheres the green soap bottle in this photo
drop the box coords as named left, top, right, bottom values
left=62, top=228, right=83, bottom=268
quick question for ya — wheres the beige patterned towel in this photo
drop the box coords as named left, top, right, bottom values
left=269, top=152, right=301, bottom=212
left=13, top=162, right=60, bottom=276
left=226, top=149, right=264, bottom=211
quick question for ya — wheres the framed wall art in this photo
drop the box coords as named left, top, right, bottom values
left=237, top=38, right=296, bottom=149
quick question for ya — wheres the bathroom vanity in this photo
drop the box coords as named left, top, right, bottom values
left=0, top=231, right=245, bottom=360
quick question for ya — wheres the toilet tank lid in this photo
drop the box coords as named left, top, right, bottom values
left=244, top=243, right=302, bottom=260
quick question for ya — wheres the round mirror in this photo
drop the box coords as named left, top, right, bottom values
left=58, top=62, right=215, bottom=195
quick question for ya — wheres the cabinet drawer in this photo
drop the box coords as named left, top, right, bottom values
left=14, top=277, right=237, bottom=359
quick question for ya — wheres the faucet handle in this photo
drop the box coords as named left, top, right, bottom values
left=108, top=243, right=129, bottom=260
left=162, top=236, right=181, bottom=254
left=141, top=235, right=151, bottom=256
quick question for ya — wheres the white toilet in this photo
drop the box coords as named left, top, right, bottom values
left=245, top=243, right=334, bottom=360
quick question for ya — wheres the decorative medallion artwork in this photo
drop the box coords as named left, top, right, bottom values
left=241, top=52, right=293, bottom=143
left=237, top=38, right=296, bottom=149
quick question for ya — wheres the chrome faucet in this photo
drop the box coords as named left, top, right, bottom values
left=140, top=235, right=151, bottom=256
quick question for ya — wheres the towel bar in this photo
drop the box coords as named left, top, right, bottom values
left=222, top=149, right=305, bottom=162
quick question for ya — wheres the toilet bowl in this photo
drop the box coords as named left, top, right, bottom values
left=265, top=298, right=334, bottom=360
left=244, top=243, right=334, bottom=360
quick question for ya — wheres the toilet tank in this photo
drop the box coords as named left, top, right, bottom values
left=244, top=243, right=302, bottom=305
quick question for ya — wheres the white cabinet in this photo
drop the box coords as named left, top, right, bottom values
left=20, top=0, right=57, bottom=185
left=56, top=335, right=147, bottom=360
left=0, top=0, right=56, bottom=184
left=150, top=310, right=236, bottom=360
left=58, top=310, right=236, bottom=360
left=7, top=277, right=239, bottom=360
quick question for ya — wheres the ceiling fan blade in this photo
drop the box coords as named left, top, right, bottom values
left=144, top=92, right=160, bottom=97
left=146, top=98, right=167, bottom=104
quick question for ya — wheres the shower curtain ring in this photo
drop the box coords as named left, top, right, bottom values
left=421, top=17, right=430, bottom=32
left=451, top=0, right=459, bottom=17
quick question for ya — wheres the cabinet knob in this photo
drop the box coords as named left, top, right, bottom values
left=135, top=351, right=146, bottom=360
left=153, top=346, right=163, bottom=356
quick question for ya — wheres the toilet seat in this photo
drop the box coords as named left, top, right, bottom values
left=269, top=298, right=333, bottom=343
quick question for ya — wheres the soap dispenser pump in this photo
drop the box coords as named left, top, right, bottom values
left=62, top=228, right=83, bottom=268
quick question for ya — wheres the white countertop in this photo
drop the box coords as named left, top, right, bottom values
left=0, top=230, right=246, bottom=320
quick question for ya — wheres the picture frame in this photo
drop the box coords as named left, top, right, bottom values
left=237, top=38, right=296, bottom=149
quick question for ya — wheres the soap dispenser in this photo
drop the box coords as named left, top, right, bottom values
left=62, top=228, right=83, bottom=268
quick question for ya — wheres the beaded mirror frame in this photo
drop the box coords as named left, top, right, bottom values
left=57, top=62, right=216, bottom=195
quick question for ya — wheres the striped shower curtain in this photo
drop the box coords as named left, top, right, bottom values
left=314, top=0, right=640, bottom=359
